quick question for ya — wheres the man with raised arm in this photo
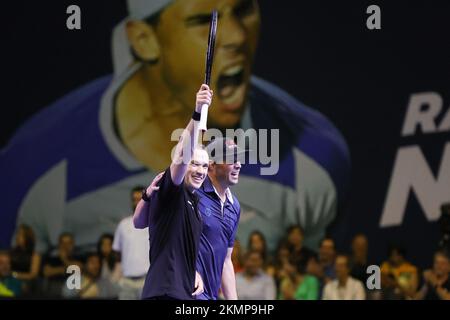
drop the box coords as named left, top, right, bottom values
left=139, top=84, right=212, bottom=300
left=135, top=137, right=246, bottom=300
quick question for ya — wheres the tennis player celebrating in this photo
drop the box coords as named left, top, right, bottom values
left=140, top=85, right=212, bottom=300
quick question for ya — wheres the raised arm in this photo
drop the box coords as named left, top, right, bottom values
left=170, top=84, right=212, bottom=186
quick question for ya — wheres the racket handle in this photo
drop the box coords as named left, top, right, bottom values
left=199, top=104, right=209, bottom=132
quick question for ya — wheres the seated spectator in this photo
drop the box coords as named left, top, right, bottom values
left=0, top=250, right=22, bottom=298
left=317, top=237, right=336, bottom=283
left=62, top=253, right=118, bottom=299
left=285, top=225, right=317, bottom=271
left=247, top=231, right=269, bottom=266
left=231, top=239, right=243, bottom=273
left=350, top=233, right=369, bottom=283
left=415, top=250, right=450, bottom=300
left=97, top=234, right=120, bottom=282
left=380, top=244, right=418, bottom=300
left=10, top=224, right=41, bottom=296
left=269, top=241, right=291, bottom=292
left=279, top=257, right=319, bottom=300
left=322, top=254, right=366, bottom=300
left=236, top=250, right=276, bottom=300
left=42, top=233, right=83, bottom=298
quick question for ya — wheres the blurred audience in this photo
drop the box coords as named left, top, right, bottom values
left=0, top=250, right=22, bottom=298
left=112, top=186, right=150, bottom=300
left=286, top=225, right=317, bottom=271
left=350, top=233, right=369, bottom=283
left=322, top=254, right=366, bottom=300
left=97, top=234, right=120, bottom=282
left=380, top=244, right=418, bottom=300
left=415, top=250, right=450, bottom=300
left=236, top=250, right=276, bottom=300
left=2, top=211, right=447, bottom=300
left=42, top=232, right=83, bottom=298
left=247, top=231, right=270, bottom=268
left=279, top=256, right=319, bottom=300
left=62, top=253, right=118, bottom=299
left=10, top=224, right=41, bottom=296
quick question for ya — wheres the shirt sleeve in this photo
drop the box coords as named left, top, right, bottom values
left=148, top=167, right=183, bottom=224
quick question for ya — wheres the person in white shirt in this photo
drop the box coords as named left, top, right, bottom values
left=236, top=250, right=276, bottom=300
left=322, top=254, right=366, bottom=300
left=112, top=186, right=150, bottom=300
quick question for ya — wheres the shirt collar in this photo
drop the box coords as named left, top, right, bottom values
left=203, top=176, right=234, bottom=204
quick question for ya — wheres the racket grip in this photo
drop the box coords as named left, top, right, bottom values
left=199, top=104, right=209, bottom=132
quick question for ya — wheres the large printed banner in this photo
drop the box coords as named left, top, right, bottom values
left=1, top=1, right=449, bottom=267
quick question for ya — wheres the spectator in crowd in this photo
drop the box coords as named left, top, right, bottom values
left=0, top=250, right=22, bottom=298
left=42, top=232, right=83, bottom=298
left=350, top=233, right=369, bottom=283
left=279, top=256, right=319, bottom=300
left=236, top=250, right=276, bottom=300
left=247, top=231, right=270, bottom=268
left=269, top=241, right=291, bottom=292
left=113, top=186, right=150, bottom=300
left=97, top=234, right=120, bottom=282
left=231, top=239, right=243, bottom=274
left=317, top=237, right=337, bottom=283
left=62, top=253, right=118, bottom=299
left=285, top=225, right=317, bottom=271
left=415, top=250, right=450, bottom=300
left=380, top=244, right=418, bottom=300
left=9, top=224, right=41, bottom=296
left=322, top=254, right=366, bottom=300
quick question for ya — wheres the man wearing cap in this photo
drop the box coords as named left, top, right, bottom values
left=1, top=0, right=350, bottom=257
left=135, top=137, right=246, bottom=300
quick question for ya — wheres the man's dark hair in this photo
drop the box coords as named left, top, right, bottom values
left=387, top=244, right=407, bottom=258
left=287, top=224, right=305, bottom=236
left=434, top=249, right=450, bottom=261
left=59, top=232, right=74, bottom=243
left=336, top=254, right=351, bottom=269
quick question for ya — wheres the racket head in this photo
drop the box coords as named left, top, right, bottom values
left=205, top=10, right=218, bottom=86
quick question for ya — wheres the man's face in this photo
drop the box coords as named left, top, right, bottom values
left=319, top=239, right=336, bottom=263
left=154, top=0, right=260, bottom=128
left=59, top=236, right=74, bottom=254
left=0, top=254, right=11, bottom=277
left=85, top=256, right=101, bottom=279
left=185, top=148, right=209, bottom=190
left=433, top=254, right=450, bottom=277
left=351, top=235, right=368, bottom=257
left=210, top=161, right=241, bottom=186
left=335, top=256, right=350, bottom=279
left=288, top=228, right=304, bottom=248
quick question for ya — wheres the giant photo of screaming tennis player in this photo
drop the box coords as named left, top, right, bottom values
left=2, top=0, right=350, bottom=255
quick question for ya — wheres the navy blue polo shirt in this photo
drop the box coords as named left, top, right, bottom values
left=196, top=176, right=241, bottom=300
left=141, top=168, right=203, bottom=300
